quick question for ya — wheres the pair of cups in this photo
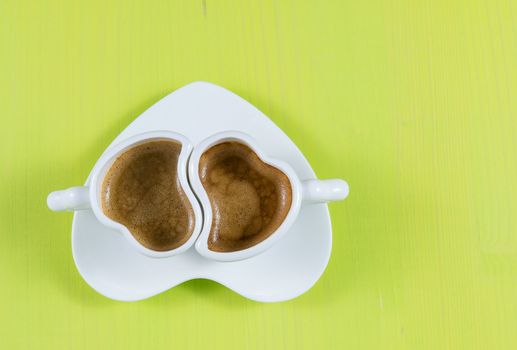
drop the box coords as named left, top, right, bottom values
left=47, top=130, right=349, bottom=262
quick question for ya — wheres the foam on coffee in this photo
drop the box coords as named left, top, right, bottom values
left=101, top=140, right=195, bottom=251
left=199, top=141, right=292, bottom=252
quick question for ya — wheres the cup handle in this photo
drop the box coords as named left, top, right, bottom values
left=47, top=186, right=91, bottom=211
left=301, top=179, right=349, bottom=204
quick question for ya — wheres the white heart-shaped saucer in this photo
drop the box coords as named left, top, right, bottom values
left=72, top=82, right=332, bottom=302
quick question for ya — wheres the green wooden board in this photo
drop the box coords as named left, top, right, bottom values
left=1, top=0, right=516, bottom=348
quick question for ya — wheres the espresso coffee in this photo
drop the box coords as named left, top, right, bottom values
left=101, top=140, right=195, bottom=251
left=199, top=141, right=292, bottom=252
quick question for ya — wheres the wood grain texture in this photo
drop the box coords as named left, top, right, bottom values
left=1, top=0, right=516, bottom=349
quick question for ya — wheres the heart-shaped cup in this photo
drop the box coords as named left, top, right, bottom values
left=47, top=131, right=203, bottom=258
left=189, top=131, right=349, bottom=262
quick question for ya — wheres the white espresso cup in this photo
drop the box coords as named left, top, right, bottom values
left=47, top=131, right=203, bottom=258
left=188, top=131, right=349, bottom=262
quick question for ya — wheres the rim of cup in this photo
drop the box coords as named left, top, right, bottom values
left=188, top=130, right=302, bottom=262
left=89, top=130, right=203, bottom=258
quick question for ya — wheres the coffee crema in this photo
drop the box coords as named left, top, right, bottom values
left=101, top=140, right=195, bottom=251
left=199, top=141, right=292, bottom=252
